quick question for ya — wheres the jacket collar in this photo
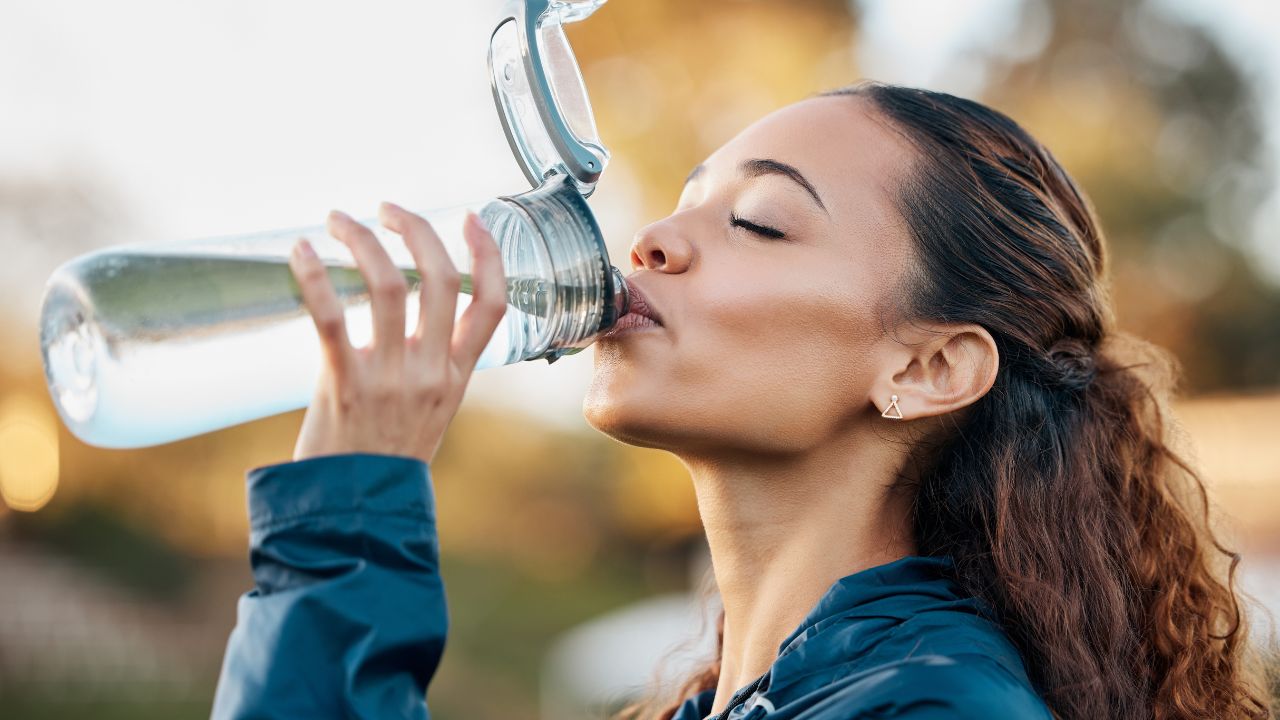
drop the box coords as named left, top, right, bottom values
left=775, top=554, right=962, bottom=655
left=680, top=555, right=974, bottom=719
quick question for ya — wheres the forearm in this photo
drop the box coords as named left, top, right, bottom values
left=211, top=452, right=447, bottom=720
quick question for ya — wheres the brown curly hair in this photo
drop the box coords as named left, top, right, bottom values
left=614, top=82, right=1273, bottom=720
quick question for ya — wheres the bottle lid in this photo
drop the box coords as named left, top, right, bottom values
left=488, top=0, right=611, bottom=198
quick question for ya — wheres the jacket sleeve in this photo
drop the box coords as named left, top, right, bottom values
left=211, top=452, right=447, bottom=720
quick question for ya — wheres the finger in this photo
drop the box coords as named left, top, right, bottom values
left=327, top=209, right=407, bottom=373
left=289, top=238, right=357, bottom=383
left=377, top=202, right=461, bottom=374
left=450, top=211, right=509, bottom=369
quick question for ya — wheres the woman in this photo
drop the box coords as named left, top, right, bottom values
left=211, top=82, right=1271, bottom=719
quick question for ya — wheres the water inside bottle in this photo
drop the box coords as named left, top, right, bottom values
left=41, top=248, right=553, bottom=448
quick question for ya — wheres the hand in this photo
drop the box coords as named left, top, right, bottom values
left=286, top=202, right=506, bottom=466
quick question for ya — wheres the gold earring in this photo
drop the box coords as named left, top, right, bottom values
left=881, top=394, right=904, bottom=420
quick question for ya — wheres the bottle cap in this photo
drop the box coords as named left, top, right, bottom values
left=488, top=0, right=611, bottom=198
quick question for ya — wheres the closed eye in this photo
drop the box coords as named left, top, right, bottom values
left=730, top=213, right=786, bottom=240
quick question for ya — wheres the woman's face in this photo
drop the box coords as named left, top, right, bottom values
left=583, top=96, right=917, bottom=457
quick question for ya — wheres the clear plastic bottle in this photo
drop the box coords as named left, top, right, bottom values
left=39, top=172, right=630, bottom=449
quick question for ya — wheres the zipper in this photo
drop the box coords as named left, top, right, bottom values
left=709, top=670, right=769, bottom=720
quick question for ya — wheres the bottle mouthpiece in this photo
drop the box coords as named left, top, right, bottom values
left=610, top=265, right=631, bottom=322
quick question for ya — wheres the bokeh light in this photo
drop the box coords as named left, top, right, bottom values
left=0, top=393, right=60, bottom=512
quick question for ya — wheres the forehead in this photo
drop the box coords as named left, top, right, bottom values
left=703, top=95, right=913, bottom=227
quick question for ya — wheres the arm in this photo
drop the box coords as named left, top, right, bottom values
left=211, top=452, right=446, bottom=720
left=207, top=203, right=502, bottom=717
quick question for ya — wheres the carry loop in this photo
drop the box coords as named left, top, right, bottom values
left=711, top=670, right=770, bottom=720
left=488, top=0, right=611, bottom=196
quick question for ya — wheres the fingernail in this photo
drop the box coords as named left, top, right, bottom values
left=466, top=212, right=484, bottom=234
left=328, top=209, right=349, bottom=224
left=296, top=239, right=316, bottom=259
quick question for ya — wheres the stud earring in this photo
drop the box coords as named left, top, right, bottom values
left=881, top=394, right=904, bottom=420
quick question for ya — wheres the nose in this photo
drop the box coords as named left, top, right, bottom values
left=628, top=218, right=692, bottom=273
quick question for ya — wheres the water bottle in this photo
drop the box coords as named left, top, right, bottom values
left=38, top=0, right=624, bottom=449
left=38, top=172, right=629, bottom=449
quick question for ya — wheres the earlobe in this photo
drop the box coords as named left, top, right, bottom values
left=880, top=394, right=905, bottom=420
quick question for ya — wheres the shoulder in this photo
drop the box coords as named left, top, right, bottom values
left=760, top=556, right=1051, bottom=719
left=804, top=653, right=1053, bottom=720
left=765, top=598, right=1052, bottom=719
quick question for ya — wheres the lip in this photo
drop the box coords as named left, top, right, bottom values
left=624, top=281, right=664, bottom=327
left=601, top=312, right=661, bottom=338
left=599, top=279, right=664, bottom=339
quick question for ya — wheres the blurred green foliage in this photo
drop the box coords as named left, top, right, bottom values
left=0, top=694, right=211, bottom=720
left=8, top=499, right=194, bottom=600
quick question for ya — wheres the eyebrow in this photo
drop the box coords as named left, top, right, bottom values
left=684, top=158, right=828, bottom=214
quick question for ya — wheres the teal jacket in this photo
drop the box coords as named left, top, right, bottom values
left=211, top=453, right=1053, bottom=719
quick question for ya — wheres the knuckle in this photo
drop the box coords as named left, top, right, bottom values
left=484, top=308, right=508, bottom=328
left=371, top=380, right=400, bottom=403
left=335, top=385, right=359, bottom=414
left=440, top=269, right=463, bottom=292
left=482, top=287, right=509, bottom=312
left=311, top=304, right=345, bottom=330
left=315, top=313, right=346, bottom=337
left=482, top=298, right=508, bottom=320
left=372, top=275, right=408, bottom=300
left=410, top=378, right=445, bottom=403
left=298, top=262, right=329, bottom=284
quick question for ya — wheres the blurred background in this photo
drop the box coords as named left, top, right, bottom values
left=1, top=0, right=1278, bottom=717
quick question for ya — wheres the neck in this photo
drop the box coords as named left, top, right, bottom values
left=678, top=434, right=917, bottom=717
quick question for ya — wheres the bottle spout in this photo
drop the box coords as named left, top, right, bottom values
left=609, top=264, right=631, bottom=324
left=541, top=264, right=630, bottom=365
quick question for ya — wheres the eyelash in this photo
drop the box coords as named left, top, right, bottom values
left=729, top=213, right=786, bottom=240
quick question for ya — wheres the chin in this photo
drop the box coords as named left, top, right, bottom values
left=581, top=372, right=672, bottom=450
left=582, top=372, right=637, bottom=435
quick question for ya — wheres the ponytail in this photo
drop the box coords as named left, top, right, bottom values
left=917, top=328, right=1267, bottom=718
left=845, top=81, right=1270, bottom=720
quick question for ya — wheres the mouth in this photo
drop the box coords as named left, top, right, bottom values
left=601, top=281, right=664, bottom=338
left=626, top=283, right=664, bottom=326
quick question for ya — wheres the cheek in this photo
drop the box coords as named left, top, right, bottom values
left=583, top=254, right=889, bottom=453
left=680, top=268, right=882, bottom=440
left=696, top=265, right=878, bottom=366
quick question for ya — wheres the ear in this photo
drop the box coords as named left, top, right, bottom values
left=871, top=321, right=999, bottom=421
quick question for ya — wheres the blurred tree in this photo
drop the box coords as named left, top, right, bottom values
left=567, top=0, right=861, bottom=212
left=944, top=0, right=1280, bottom=391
